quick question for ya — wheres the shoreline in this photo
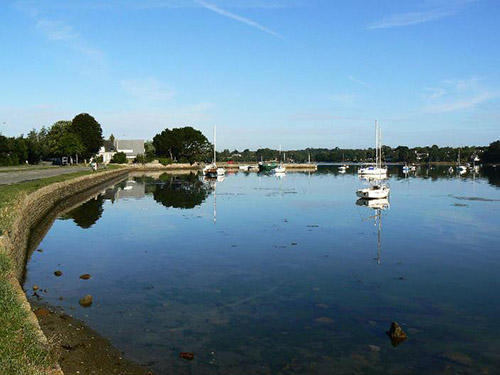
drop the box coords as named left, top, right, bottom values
left=30, top=300, right=154, bottom=375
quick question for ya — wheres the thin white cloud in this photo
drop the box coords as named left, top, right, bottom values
left=367, top=0, right=476, bottom=29
left=196, top=0, right=283, bottom=38
left=423, top=92, right=498, bottom=113
left=14, top=2, right=107, bottom=67
left=35, top=18, right=79, bottom=40
left=348, top=75, right=367, bottom=86
left=121, top=79, right=177, bottom=102
left=367, top=9, right=455, bottom=29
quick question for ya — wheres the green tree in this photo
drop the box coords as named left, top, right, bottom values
left=153, top=126, right=211, bottom=163
left=71, top=113, right=104, bottom=159
left=483, top=140, right=500, bottom=163
left=47, top=121, right=73, bottom=157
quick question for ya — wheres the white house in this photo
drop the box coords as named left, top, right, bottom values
left=98, top=139, right=145, bottom=163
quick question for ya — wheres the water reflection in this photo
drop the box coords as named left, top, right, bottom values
left=60, top=195, right=104, bottom=229
left=150, top=173, right=212, bottom=209
left=356, top=198, right=389, bottom=265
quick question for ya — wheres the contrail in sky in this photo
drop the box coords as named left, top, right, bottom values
left=196, top=0, right=283, bottom=38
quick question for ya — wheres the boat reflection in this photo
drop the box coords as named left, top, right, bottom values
left=356, top=198, right=389, bottom=264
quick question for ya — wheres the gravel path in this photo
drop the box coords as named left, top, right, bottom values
left=0, top=166, right=90, bottom=185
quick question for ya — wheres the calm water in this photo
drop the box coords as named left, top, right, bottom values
left=26, top=166, right=500, bottom=374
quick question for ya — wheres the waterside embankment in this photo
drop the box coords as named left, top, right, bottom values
left=0, top=168, right=130, bottom=375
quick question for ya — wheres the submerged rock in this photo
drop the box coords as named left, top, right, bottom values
left=314, top=316, right=334, bottom=324
left=368, top=344, right=380, bottom=352
left=179, top=352, right=195, bottom=361
left=386, top=321, right=407, bottom=346
left=79, top=295, right=93, bottom=307
left=79, top=274, right=91, bottom=280
left=54, top=270, right=63, bottom=277
left=34, top=308, right=50, bottom=318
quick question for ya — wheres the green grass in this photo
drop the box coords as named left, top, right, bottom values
left=0, top=252, right=56, bottom=375
left=0, top=165, right=125, bottom=374
left=0, top=165, right=124, bottom=235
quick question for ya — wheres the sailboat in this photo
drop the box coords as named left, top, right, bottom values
left=356, top=120, right=390, bottom=199
left=457, top=150, right=467, bottom=174
left=272, top=145, right=286, bottom=174
left=203, top=125, right=225, bottom=178
left=358, top=120, right=388, bottom=177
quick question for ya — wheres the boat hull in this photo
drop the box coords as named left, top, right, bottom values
left=356, top=186, right=390, bottom=199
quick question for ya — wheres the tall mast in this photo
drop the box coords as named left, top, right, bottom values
left=378, top=121, right=382, bottom=169
left=213, top=125, right=216, bottom=165
left=375, top=120, right=379, bottom=169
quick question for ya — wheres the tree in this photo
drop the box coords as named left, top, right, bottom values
left=153, top=126, right=211, bottom=163
left=47, top=121, right=73, bottom=157
left=483, top=140, right=500, bottom=163
left=71, top=113, right=104, bottom=159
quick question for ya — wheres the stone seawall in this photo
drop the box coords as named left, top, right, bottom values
left=1, top=168, right=129, bottom=281
left=0, top=168, right=130, bottom=375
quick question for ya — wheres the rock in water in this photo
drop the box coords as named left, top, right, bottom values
left=386, top=321, right=407, bottom=346
left=54, top=270, right=62, bottom=277
left=33, top=285, right=39, bottom=291
left=79, top=274, right=91, bottom=280
left=179, top=352, right=195, bottom=361
left=79, top=294, right=93, bottom=307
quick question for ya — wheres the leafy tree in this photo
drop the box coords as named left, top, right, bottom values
left=71, top=113, right=104, bottom=159
left=47, top=121, right=73, bottom=157
left=153, top=126, right=211, bottom=163
left=483, top=140, right=500, bottom=163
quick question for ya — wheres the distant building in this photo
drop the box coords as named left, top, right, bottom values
left=115, top=139, right=145, bottom=160
left=97, top=139, right=145, bottom=163
left=98, top=140, right=117, bottom=164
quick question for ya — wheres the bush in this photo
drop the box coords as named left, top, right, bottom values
left=158, top=157, right=172, bottom=166
left=111, top=152, right=128, bottom=164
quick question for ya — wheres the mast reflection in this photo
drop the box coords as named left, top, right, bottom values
left=356, top=198, right=389, bottom=265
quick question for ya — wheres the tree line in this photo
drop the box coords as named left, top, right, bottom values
left=2, top=119, right=499, bottom=166
left=0, top=113, right=103, bottom=166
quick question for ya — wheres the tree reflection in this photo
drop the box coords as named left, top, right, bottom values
left=152, top=173, right=211, bottom=209
left=61, top=195, right=104, bottom=228
left=482, top=166, right=500, bottom=188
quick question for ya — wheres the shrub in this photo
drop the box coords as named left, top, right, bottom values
left=111, top=152, right=128, bottom=164
left=158, top=157, right=172, bottom=166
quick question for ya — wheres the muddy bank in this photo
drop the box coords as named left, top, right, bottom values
left=31, top=301, right=154, bottom=375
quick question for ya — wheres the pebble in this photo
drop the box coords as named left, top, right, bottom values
left=54, top=270, right=63, bottom=277
left=33, top=285, right=39, bottom=291
left=79, top=274, right=91, bottom=280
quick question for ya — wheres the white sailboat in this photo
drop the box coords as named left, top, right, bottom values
left=457, top=150, right=467, bottom=174
left=356, top=120, right=390, bottom=199
left=272, top=145, right=286, bottom=174
left=358, top=120, right=388, bottom=177
left=203, top=125, right=225, bottom=177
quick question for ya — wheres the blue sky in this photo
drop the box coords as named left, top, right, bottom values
left=1, top=0, right=499, bottom=149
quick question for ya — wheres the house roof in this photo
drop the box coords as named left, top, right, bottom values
left=115, top=139, right=145, bottom=156
left=102, top=140, right=116, bottom=152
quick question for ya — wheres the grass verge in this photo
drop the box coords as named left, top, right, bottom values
left=0, top=252, right=56, bottom=375
left=0, top=165, right=123, bottom=235
left=0, top=165, right=124, bottom=374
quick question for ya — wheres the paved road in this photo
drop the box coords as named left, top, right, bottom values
left=0, top=166, right=90, bottom=185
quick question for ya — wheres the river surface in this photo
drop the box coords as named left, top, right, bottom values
left=26, top=165, right=500, bottom=374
